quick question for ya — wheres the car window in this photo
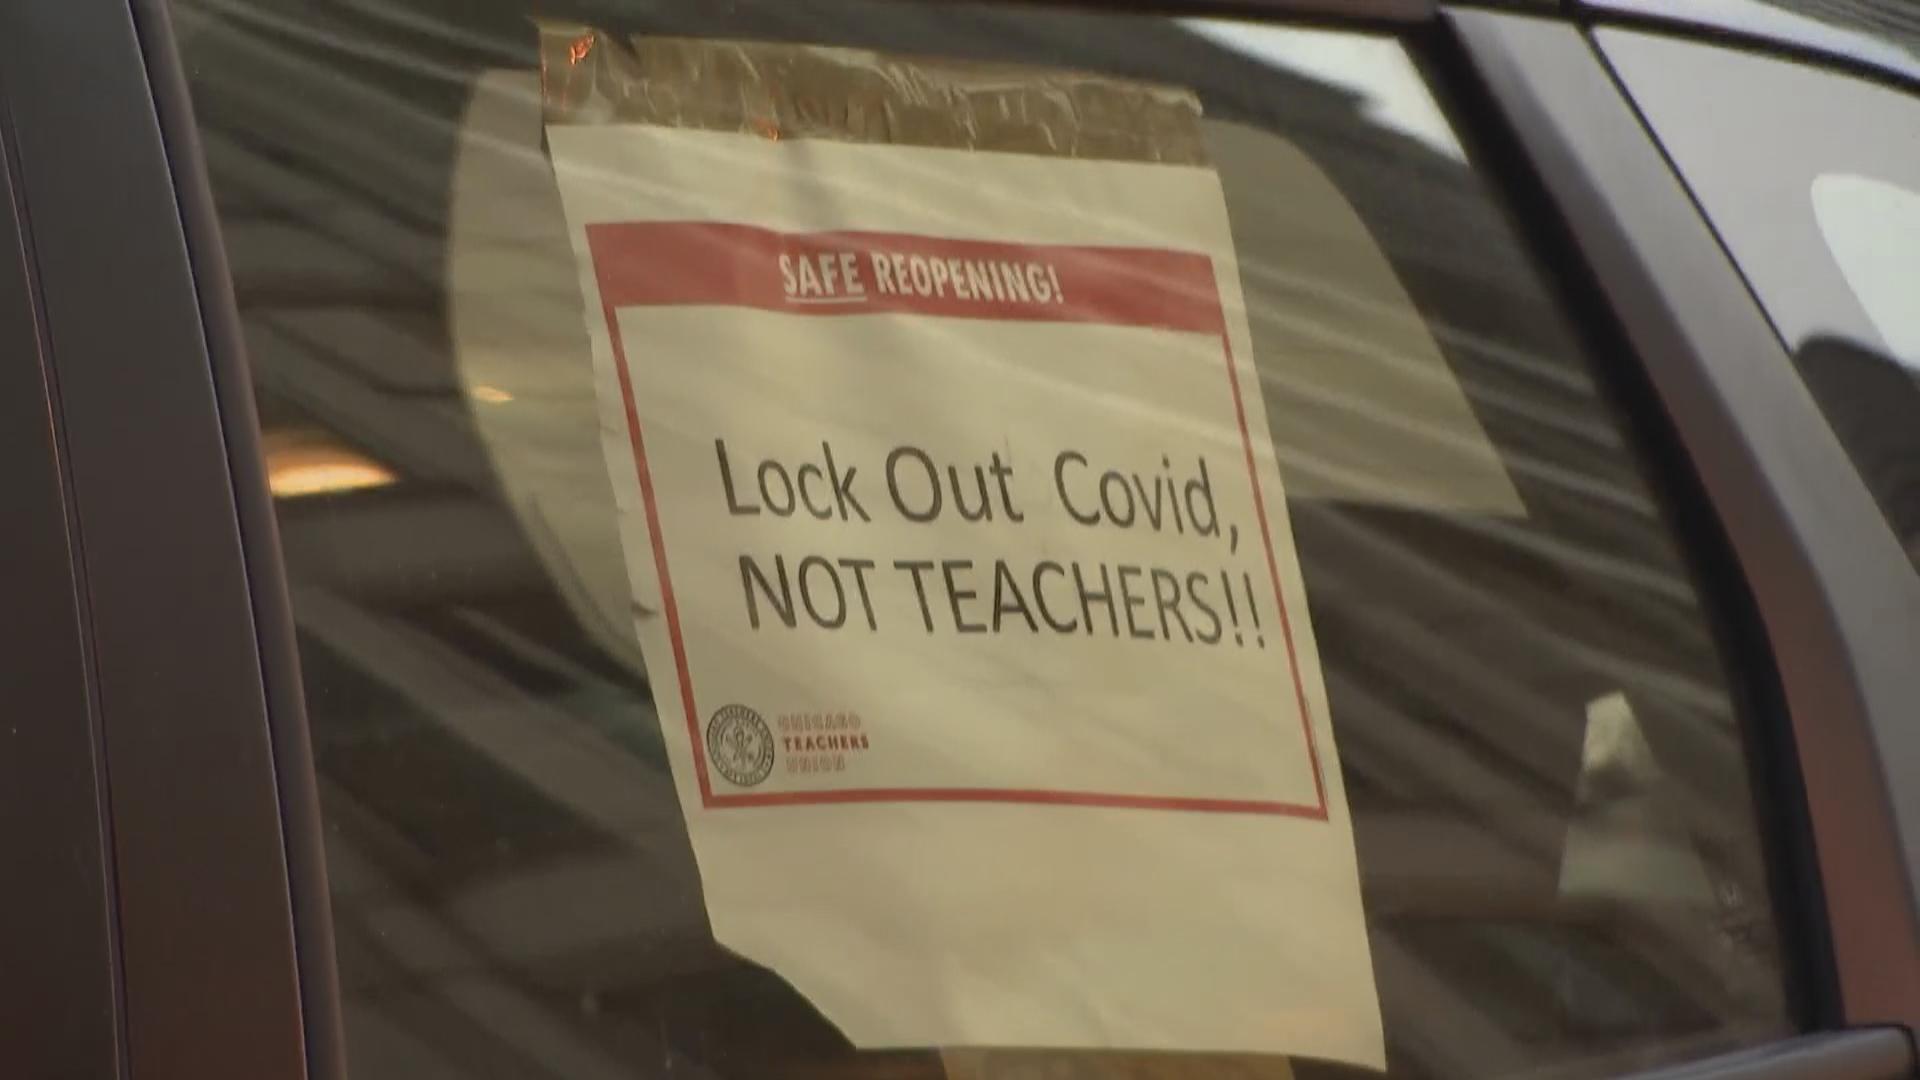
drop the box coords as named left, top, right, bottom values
left=1599, top=29, right=1920, bottom=568
left=174, top=1, right=1795, bottom=1077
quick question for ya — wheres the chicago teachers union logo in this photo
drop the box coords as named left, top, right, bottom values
left=706, top=704, right=775, bottom=788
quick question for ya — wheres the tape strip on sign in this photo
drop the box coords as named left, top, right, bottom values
left=547, top=77, right=1381, bottom=1069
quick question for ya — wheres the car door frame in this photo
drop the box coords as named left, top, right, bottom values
left=1446, top=9, right=1920, bottom=1048
left=3, top=0, right=1913, bottom=1077
left=0, top=57, right=126, bottom=1080
left=0, top=2, right=312, bottom=1077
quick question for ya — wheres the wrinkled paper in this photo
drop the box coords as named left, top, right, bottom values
left=544, top=32, right=1382, bottom=1068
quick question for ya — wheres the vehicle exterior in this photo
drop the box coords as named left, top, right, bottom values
left=1, top=1, right=1916, bottom=1078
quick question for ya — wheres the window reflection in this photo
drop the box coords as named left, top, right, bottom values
left=264, top=427, right=399, bottom=498
left=176, top=0, right=1791, bottom=1076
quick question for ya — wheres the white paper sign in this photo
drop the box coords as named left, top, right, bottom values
left=549, top=120, right=1382, bottom=1069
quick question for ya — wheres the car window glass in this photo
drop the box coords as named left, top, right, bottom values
left=1811, top=174, right=1920, bottom=367
left=1743, top=0, right=1920, bottom=70
left=174, top=2, right=1794, bottom=1077
left=1599, top=29, right=1920, bottom=568
left=1590, top=0, right=1920, bottom=85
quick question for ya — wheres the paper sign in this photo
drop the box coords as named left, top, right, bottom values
left=550, top=119, right=1382, bottom=1068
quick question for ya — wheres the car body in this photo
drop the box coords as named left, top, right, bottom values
left=1, top=1, right=1916, bottom=1078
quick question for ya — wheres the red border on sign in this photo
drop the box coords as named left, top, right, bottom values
left=586, top=222, right=1328, bottom=821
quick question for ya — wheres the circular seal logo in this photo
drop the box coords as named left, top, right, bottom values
left=706, top=704, right=775, bottom=788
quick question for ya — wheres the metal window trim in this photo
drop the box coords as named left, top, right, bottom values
left=1616, top=1028, right=1916, bottom=1080
left=1448, top=7, right=1920, bottom=1035
left=1074, top=0, right=1438, bottom=20
left=126, top=0, right=349, bottom=1076
left=1572, top=0, right=1920, bottom=98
